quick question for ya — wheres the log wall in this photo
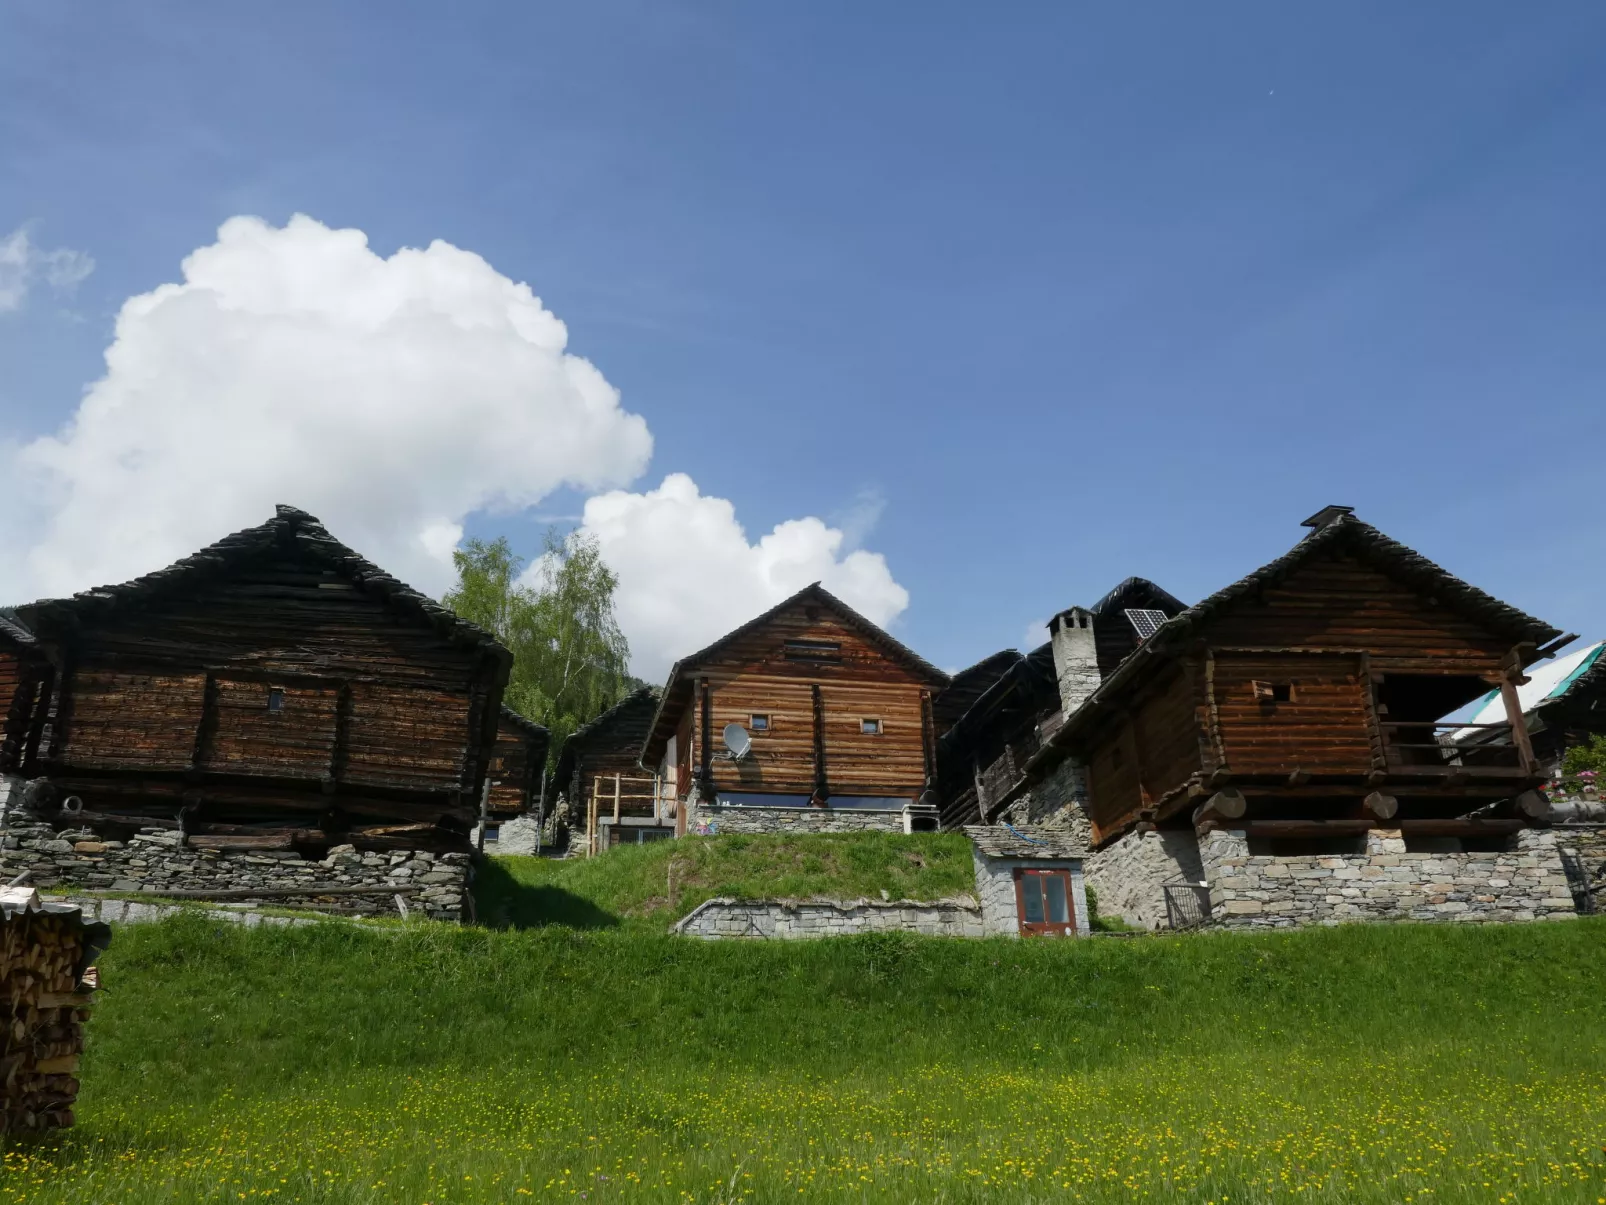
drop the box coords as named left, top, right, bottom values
left=21, top=549, right=503, bottom=849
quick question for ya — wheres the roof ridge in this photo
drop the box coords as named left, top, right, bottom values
left=16, top=507, right=510, bottom=664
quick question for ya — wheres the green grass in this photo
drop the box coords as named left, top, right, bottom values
left=5, top=912, right=1606, bottom=1203
left=474, top=832, right=978, bottom=931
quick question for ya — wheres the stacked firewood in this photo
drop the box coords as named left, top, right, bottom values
left=0, top=888, right=109, bottom=1132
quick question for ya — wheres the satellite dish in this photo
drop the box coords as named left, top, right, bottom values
left=721, top=723, right=751, bottom=760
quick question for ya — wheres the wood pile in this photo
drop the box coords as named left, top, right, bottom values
left=0, top=887, right=109, bottom=1132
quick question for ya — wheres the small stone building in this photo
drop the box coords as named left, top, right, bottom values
left=966, top=825, right=1090, bottom=938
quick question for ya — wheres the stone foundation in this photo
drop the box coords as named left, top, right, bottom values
left=996, top=758, right=1092, bottom=844
left=0, top=820, right=471, bottom=921
left=1084, top=828, right=1206, bottom=930
left=1201, top=827, right=1575, bottom=927
left=674, top=895, right=983, bottom=939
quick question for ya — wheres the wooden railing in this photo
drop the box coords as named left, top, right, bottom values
left=585, top=773, right=677, bottom=857
left=1380, top=722, right=1525, bottom=772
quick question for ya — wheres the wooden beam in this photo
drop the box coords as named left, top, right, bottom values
left=1498, top=676, right=1537, bottom=774
left=1192, top=787, right=1246, bottom=829
left=810, top=683, right=829, bottom=805
left=1363, top=790, right=1399, bottom=821
left=699, top=677, right=714, bottom=801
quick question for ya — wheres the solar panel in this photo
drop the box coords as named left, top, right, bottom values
left=1124, top=609, right=1170, bottom=640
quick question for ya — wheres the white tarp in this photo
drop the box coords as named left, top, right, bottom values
left=1460, top=640, right=1606, bottom=728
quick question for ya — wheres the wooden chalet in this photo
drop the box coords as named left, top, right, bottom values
left=640, top=583, right=950, bottom=829
left=485, top=706, right=551, bottom=824
left=3, top=506, right=511, bottom=854
left=549, top=686, right=664, bottom=853
left=936, top=577, right=1187, bottom=828
left=1000, top=506, right=1567, bottom=851
left=0, top=614, right=46, bottom=778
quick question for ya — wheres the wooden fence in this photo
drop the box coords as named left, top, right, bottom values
left=584, top=773, right=676, bottom=857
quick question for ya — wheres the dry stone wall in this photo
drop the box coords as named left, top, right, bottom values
left=684, top=800, right=904, bottom=835
left=1084, top=829, right=1206, bottom=930
left=0, top=820, right=470, bottom=921
left=674, top=895, right=983, bottom=939
left=996, top=759, right=1091, bottom=843
left=1200, top=828, right=1575, bottom=927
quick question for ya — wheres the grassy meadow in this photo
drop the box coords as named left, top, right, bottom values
left=473, top=832, right=978, bottom=931
left=3, top=877, right=1606, bottom=1204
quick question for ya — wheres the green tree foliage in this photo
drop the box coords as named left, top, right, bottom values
left=1562, top=734, right=1606, bottom=779
left=443, top=530, right=632, bottom=752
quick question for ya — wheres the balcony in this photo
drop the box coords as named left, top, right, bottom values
left=1380, top=721, right=1528, bottom=776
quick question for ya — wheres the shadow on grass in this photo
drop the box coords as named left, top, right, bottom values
left=474, top=859, right=620, bottom=930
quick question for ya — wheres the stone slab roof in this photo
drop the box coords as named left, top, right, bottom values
left=964, top=824, right=1086, bottom=860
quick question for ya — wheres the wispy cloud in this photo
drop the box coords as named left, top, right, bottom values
left=0, top=226, right=94, bottom=313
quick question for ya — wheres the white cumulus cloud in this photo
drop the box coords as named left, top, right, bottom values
left=0, top=226, right=94, bottom=312
left=3, top=214, right=913, bottom=687
left=6, top=214, right=653, bottom=599
left=567, top=473, right=910, bottom=682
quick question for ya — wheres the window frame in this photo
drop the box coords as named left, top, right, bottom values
left=1012, top=866, right=1077, bottom=936
left=749, top=713, right=771, bottom=733
left=266, top=687, right=285, bottom=715
left=860, top=717, right=883, bottom=736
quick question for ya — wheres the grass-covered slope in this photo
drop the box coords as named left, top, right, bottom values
left=475, top=831, right=977, bottom=930
left=7, top=914, right=1606, bottom=1203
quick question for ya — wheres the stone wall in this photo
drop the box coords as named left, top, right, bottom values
left=1200, top=828, right=1576, bottom=927
left=0, top=820, right=471, bottom=921
left=970, top=848, right=1090, bottom=937
left=996, top=758, right=1092, bottom=844
left=1554, top=824, right=1606, bottom=913
left=45, top=895, right=323, bottom=928
left=674, top=895, right=984, bottom=939
left=684, top=799, right=905, bottom=835
left=1084, top=829, right=1206, bottom=930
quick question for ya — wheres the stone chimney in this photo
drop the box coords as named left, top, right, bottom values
left=1050, top=606, right=1100, bottom=719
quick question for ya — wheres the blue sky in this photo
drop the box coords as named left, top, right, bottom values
left=2, top=1, right=1603, bottom=676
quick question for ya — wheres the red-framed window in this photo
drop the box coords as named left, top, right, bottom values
left=1013, top=867, right=1076, bottom=936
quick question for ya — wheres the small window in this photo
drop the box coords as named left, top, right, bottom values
left=1252, top=681, right=1295, bottom=703
left=1014, top=867, right=1076, bottom=936
left=267, top=688, right=285, bottom=714
left=784, top=639, right=842, bottom=663
left=750, top=714, right=771, bottom=732
left=860, top=718, right=882, bottom=735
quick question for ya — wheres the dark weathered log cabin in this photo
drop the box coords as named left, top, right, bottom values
left=485, top=707, right=551, bottom=824
left=548, top=686, right=663, bottom=853
left=641, top=584, right=950, bottom=835
left=0, top=614, right=47, bottom=779
left=6, top=506, right=510, bottom=854
left=1000, top=506, right=1566, bottom=851
left=936, top=577, right=1186, bottom=829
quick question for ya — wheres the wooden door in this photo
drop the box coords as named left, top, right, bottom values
left=1013, top=867, right=1077, bottom=936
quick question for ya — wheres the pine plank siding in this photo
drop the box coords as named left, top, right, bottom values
left=642, top=585, right=948, bottom=811
left=9, top=507, right=514, bottom=853
left=1005, top=512, right=1564, bottom=847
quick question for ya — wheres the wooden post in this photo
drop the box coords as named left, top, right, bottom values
left=1499, top=677, right=1537, bottom=774
left=810, top=683, right=829, bottom=805
left=698, top=678, right=714, bottom=801
left=613, top=773, right=622, bottom=824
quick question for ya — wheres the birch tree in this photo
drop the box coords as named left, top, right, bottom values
left=444, top=530, right=632, bottom=752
